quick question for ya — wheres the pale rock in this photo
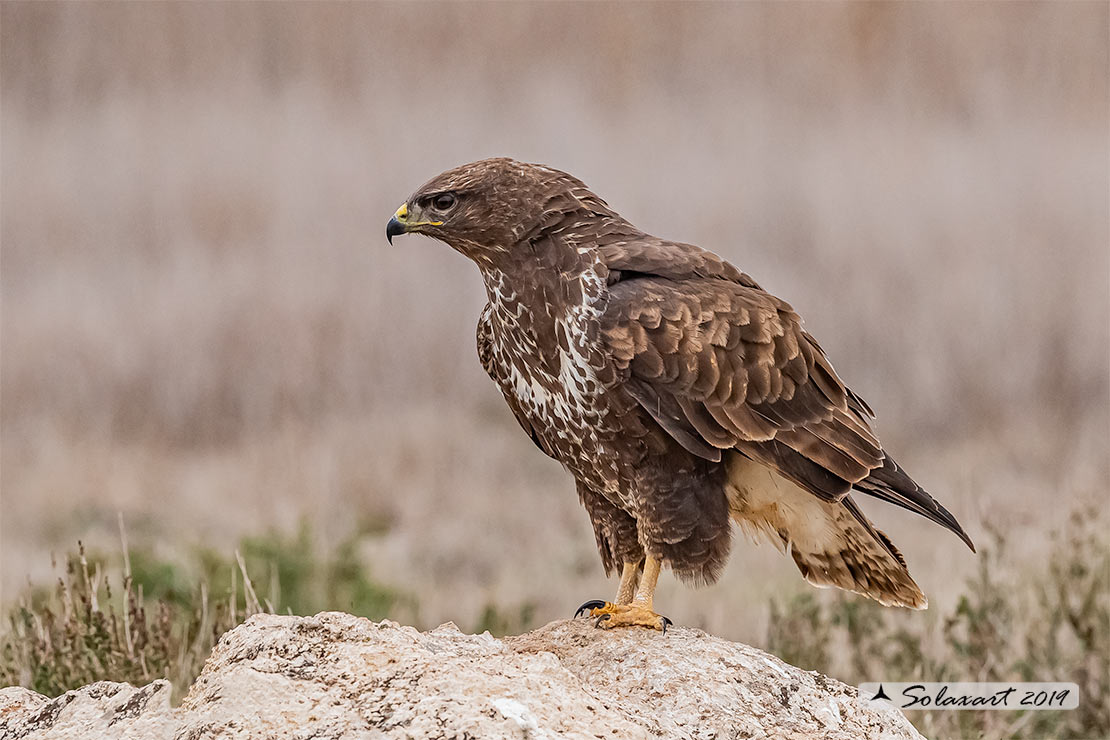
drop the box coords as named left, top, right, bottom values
left=0, top=612, right=923, bottom=739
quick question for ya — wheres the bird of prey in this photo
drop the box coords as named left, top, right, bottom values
left=385, top=158, right=974, bottom=632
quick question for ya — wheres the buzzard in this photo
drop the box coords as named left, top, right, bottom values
left=385, top=158, right=974, bottom=631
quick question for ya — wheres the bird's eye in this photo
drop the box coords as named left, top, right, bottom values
left=432, top=193, right=457, bottom=211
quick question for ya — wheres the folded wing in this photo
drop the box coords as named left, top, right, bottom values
left=597, top=239, right=974, bottom=550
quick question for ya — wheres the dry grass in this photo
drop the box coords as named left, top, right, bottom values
left=1, top=1, right=1107, bottom=651
left=1, top=523, right=405, bottom=703
left=767, top=508, right=1109, bottom=739
left=1, top=541, right=261, bottom=703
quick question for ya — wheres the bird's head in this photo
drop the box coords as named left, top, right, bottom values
left=386, top=158, right=617, bottom=264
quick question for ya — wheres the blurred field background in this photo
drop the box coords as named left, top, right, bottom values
left=2, top=0, right=1107, bottom=656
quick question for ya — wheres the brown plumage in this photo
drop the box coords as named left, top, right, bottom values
left=386, top=157, right=974, bottom=617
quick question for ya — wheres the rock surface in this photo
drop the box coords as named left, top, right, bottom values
left=1, top=612, right=922, bottom=739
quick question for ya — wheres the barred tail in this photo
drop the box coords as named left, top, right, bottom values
left=726, top=453, right=927, bottom=609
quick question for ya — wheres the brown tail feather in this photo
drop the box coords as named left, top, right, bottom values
left=725, top=453, right=927, bottom=609
left=855, top=454, right=976, bottom=552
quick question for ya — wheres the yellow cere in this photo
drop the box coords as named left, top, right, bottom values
left=394, top=202, right=441, bottom=227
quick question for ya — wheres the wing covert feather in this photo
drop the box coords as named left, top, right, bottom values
left=600, top=270, right=883, bottom=501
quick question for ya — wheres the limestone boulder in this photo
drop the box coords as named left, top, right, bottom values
left=0, top=612, right=922, bottom=739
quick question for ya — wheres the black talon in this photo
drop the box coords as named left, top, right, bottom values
left=575, top=599, right=607, bottom=618
left=661, top=616, right=673, bottom=635
left=594, top=613, right=612, bottom=628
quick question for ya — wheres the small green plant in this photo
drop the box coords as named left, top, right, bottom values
left=766, top=507, right=1109, bottom=739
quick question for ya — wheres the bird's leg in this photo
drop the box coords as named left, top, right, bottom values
left=615, top=561, right=641, bottom=605
left=631, top=555, right=661, bottom=611
left=574, top=561, right=639, bottom=620
left=575, top=557, right=671, bottom=633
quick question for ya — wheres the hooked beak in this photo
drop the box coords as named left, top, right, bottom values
left=385, top=201, right=443, bottom=245
left=386, top=203, right=408, bottom=245
left=386, top=217, right=405, bottom=245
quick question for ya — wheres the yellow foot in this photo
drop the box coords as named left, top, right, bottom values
left=574, top=600, right=672, bottom=633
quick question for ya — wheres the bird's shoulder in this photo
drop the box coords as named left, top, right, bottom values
left=596, top=235, right=765, bottom=290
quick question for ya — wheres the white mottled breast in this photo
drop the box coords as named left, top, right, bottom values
left=479, top=262, right=622, bottom=495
